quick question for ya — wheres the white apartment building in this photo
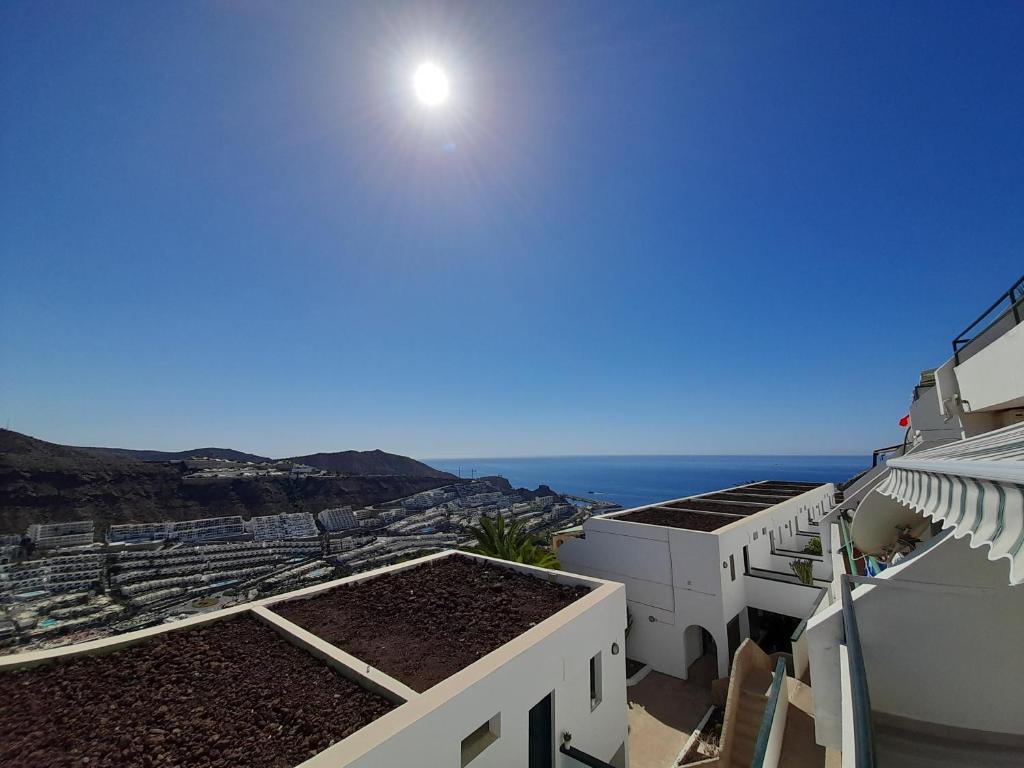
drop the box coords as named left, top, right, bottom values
left=557, top=481, right=835, bottom=681
left=246, top=511, right=319, bottom=541
left=318, top=506, right=360, bottom=531
left=795, top=276, right=1024, bottom=767
left=0, top=551, right=628, bottom=768
left=108, top=515, right=247, bottom=544
left=26, top=520, right=96, bottom=549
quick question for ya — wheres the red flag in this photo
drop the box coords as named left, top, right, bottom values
left=898, top=414, right=910, bottom=428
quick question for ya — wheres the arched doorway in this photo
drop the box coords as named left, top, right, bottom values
left=683, top=624, right=718, bottom=688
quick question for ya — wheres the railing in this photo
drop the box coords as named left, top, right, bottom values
left=952, top=273, right=1024, bottom=364
left=751, top=656, right=789, bottom=768
left=789, top=586, right=829, bottom=644
left=840, top=575, right=876, bottom=767
left=871, top=442, right=905, bottom=468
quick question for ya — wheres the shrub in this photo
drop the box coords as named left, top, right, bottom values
left=803, top=538, right=823, bottom=556
left=789, top=558, right=815, bottom=585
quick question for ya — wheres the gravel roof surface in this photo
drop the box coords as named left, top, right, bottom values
left=708, top=493, right=794, bottom=505
left=271, top=555, right=589, bottom=693
left=0, top=614, right=396, bottom=768
left=618, top=507, right=738, bottom=532
left=664, top=498, right=767, bottom=515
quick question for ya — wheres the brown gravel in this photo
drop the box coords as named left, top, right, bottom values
left=618, top=507, right=739, bottom=532
left=705, top=491, right=797, bottom=503
left=271, top=555, right=589, bottom=693
left=752, top=482, right=821, bottom=490
left=664, top=498, right=768, bottom=515
left=0, top=614, right=396, bottom=768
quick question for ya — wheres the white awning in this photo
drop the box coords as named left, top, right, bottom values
left=877, top=422, right=1024, bottom=585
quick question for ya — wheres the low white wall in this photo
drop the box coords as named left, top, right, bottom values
left=954, top=321, right=1024, bottom=411
left=809, top=534, right=1024, bottom=750
left=744, top=574, right=824, bottom=619
left=851, top=539, right=1024, bottom=735
left=762, top=676, right=791, bottom=768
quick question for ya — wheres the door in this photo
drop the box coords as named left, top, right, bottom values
left=528, top=693, right=553, bottom=768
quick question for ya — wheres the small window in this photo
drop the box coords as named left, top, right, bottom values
left=590, top=652, right=603, bottom=710
left=729, top=554, right=736, bottom=581
left=752, top=531, right=758, bottom=541
left=461, top=713, right=500, bottom=766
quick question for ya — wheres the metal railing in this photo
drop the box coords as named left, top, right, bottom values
left=840, top=575, right=876, bottom=767
left=751, top=656, right=789, bottom=768
left=871, top=442, right=905, bottom=468
left=790, top=586, right=829, bottom=644
left=952, top=273, right=1024, bottom=364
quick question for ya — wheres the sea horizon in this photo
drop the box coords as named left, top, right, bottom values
left=424, top=454, right=869, bottom=511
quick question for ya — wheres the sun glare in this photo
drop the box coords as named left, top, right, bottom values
left=413, top=62, right=450, bottom=107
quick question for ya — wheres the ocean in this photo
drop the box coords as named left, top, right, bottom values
left=424, top=455, right=868, bottom=510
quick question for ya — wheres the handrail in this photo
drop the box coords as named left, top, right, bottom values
left=952, top=273, right=1024, bottom=364
left=840, top=575, right=876, bottom=767
left=790, top=586, right=829, bottom=642
left=751, top=656, right=788, bottom=768
left=871, top=443, right=904, bottom=468
left=559, top=742, right=617, bottom=768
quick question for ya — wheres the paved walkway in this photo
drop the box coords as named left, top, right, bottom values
left=628, top=671, right=713, bottom=768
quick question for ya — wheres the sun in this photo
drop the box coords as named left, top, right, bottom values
left=413, top=62, right=450, bottom=107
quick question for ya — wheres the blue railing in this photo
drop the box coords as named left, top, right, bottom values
left=840, top=575, right=876, bottom=767
left=751, top=656, right=788, bottom=768
left=952, top=273, right=1024, bottom=364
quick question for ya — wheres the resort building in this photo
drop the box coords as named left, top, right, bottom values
left=801, top=274, right=1024, bottom=766
left=0, top=551, right=629, bottom=768
left=25, top=520, right=96, bottom=550
left=556, top=481, right=835, bottom=681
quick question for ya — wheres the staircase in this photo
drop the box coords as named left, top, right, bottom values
left=718, top=642, right=774, bottom=768
left=728, top=685, right=769, bottom=766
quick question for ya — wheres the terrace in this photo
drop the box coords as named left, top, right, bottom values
left=270, top=555, right=589, bottom=692
left=0, top=614, right=396, bottom=767
left=610, top=482, right=826, bottom=533
left=618, top=506, right=740, bottom=532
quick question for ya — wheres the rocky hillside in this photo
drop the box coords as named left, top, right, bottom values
left=0, top=430, right=457, bottom=534
left=79, top=446, right=271, bottom=463
left=288, top=449, right=452, bottom=478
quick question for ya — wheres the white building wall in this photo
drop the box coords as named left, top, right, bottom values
left=808, top=533, right=1024, bottom=748
left=559, top=485, right=836, bottom=680
left=953, top=320, right=1024, bottom=412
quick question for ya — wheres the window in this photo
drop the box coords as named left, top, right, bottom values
left=461, top=713, right=500, bottom=766
left=590, top=652, right=603, bottom=709
left=729, top=554, right=736, bottom=581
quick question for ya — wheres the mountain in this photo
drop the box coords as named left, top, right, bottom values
left=287, top=450, right=453, bottom=478
left=80, top=446, right=271, bottom=463
left=0, top=430, right=457, bottom=534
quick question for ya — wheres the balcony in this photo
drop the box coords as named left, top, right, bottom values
left=808, top=537, right=1024, bottom=767
left=949, top=274, right=1024, bottom=417
left=951, top=274, right=1024, bottom=365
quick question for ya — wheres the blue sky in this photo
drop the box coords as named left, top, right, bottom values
left=2, top=1, right=1021, bottom=459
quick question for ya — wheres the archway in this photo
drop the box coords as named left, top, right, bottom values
left=683, top=624, right=718, bottom=687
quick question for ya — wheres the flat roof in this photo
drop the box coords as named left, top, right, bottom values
left=271, top=554, right=591, bottom=692
left=602, top=480, right=825, bottom=533
left=617, top=506, right=739, bottom=531
left=0, top=614, right=396, bottom=767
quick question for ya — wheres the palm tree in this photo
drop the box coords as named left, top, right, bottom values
left=466, top=512, right=559, bottom=569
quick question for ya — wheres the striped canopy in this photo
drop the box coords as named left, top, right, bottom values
left=878, top=422, right=1024, bottom=585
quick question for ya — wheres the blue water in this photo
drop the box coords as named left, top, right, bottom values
left=425, top=455, right=868, bottom=510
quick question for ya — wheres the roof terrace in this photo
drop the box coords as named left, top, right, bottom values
left=270, top=555, right=589, bottom=692
left=611, top=480, right=824, bottom=532
left=0, top=614, right=396, bottom=767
